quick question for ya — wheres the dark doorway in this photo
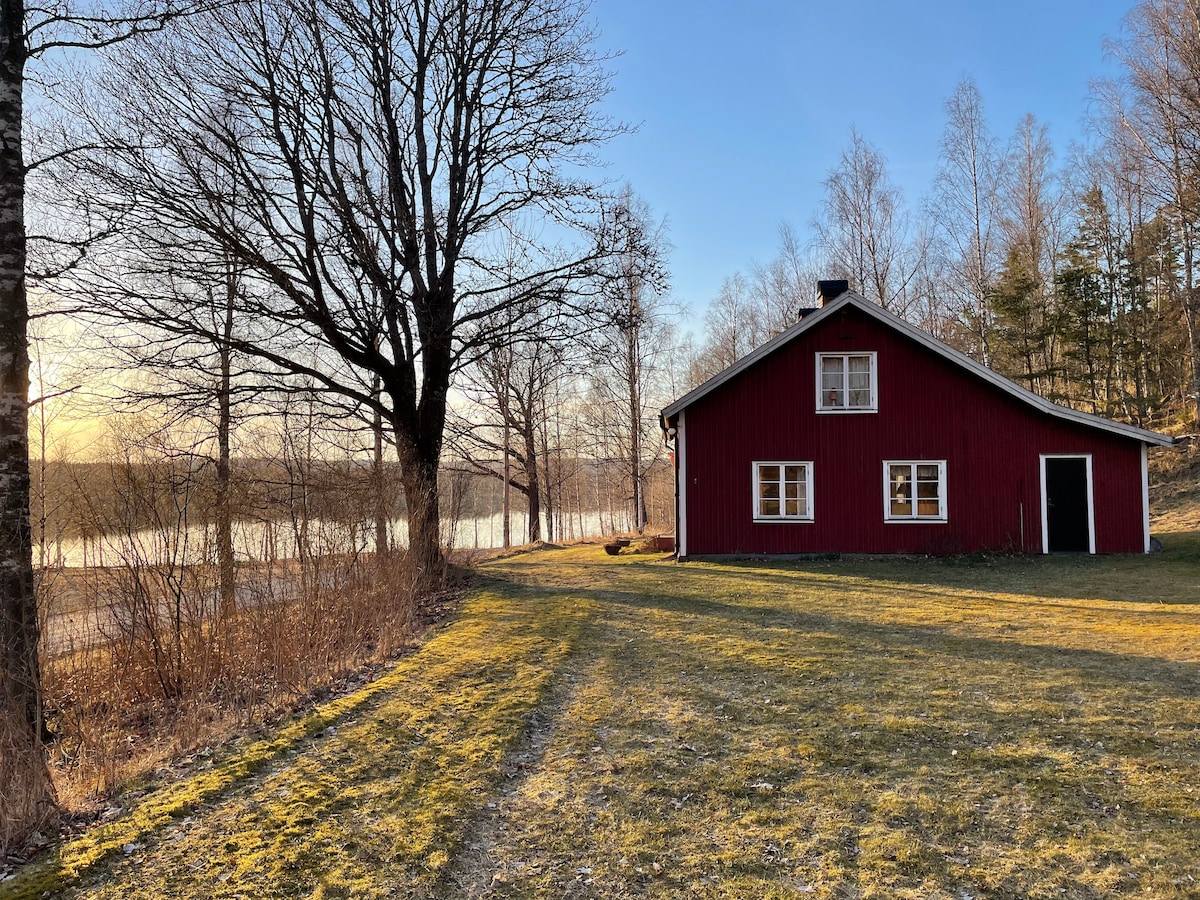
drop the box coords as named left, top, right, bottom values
left=1044, top=457, right=1091, bottom=552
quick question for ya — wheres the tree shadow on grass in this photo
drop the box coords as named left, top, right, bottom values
left=482, top=561, right=1200, bottom=898
left=670, top=532, right=1200, bottom=606
left=495, top=576, right=1200, bottom=703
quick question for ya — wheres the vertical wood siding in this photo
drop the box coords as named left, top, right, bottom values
left=678, top=307, right=1146, bottom=555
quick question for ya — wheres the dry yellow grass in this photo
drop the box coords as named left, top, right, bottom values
left=5, top=534, right=1200, bottom=899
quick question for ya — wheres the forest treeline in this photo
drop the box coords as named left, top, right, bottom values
left=689, top=3, right=1200, bottom=434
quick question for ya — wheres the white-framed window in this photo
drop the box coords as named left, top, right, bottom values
left=816, top=352, right=877, bottom=412
left=884, top=460, right=947, bottom=522
left=753, top=461, right=813, bottom=522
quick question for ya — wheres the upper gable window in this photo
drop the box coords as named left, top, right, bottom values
left=816, top=352, right=877, bottom=412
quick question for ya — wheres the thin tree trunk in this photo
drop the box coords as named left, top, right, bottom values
left=501, top=394, right=511, bottom=550
left=372, top=375, right=388, bottom=563
left=627, top=323, right=647, bottom=533
left=215, top=270, right=235, bottom=619
left=523, top=422, right=541, bottom=543
left=540, top=417, right=553, bottom=543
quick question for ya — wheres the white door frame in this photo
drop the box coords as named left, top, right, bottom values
left=1040, top=453, right=1095, bottom=554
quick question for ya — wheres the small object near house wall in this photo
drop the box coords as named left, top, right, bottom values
left=677, top=306, right=1148, bottom=556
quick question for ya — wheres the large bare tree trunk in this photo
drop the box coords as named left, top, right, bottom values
left=0, top=0, right=55, bottom=844
left=398, top=446, right=442, bottom=589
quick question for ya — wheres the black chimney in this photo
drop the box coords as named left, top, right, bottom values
left=817, top=279, right=849, bottom=307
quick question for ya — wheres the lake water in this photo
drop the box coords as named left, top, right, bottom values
left=36, top=509, right=620, bottom=569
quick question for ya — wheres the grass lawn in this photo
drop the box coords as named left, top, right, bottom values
left=7, top=537, right=1200, bottom=899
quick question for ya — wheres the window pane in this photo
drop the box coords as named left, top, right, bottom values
left=847, top=372, right=871, bottom=390
left=761, top=482, right=779, bottom=500
left=821, top=357, right=845, bottom=408
left=784, top=465, right=803, bottom=482
left=849, top=355, right=871, bottom=373
left=890, top=465, right=912, bottom=517
left=917, top=499, right=940, bottom=516
left=821, top=370, right=843, bottom=406
left=849, top=389, right=871, bottom=406
left=784, top=499, right=800, bottom=516
left=759, top=464, right=779, bottom=481
left=784, top=482, right=798, bottom=499
left=916, top=481, right=939, bottom=500
left=761, top=499, right=780, bottom=516
left=916, top=464, right=939, bottom=480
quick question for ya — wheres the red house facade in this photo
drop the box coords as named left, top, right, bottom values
left=661, top=290, right=1173, bottom=557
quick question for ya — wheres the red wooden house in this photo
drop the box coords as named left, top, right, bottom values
left=661, top=286, right=1173, bottom=557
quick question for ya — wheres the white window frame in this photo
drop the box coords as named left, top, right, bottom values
left=883, top=460, right=947, bottom=523
left=752, top=461, right=814, bottom=522
left=815, top=352, right=878, bottom=413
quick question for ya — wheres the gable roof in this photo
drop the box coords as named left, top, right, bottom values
left=663, top=291, right=1174, bottom=447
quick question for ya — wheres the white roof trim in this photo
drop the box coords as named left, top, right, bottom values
left=662, top=291, right=1174, bottom=447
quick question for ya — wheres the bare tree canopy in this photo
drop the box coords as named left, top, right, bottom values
left=814, top=128, right=925, bottom=316
left=926, top=76, right=1006, bottom=364
left=1098, top=0, right=1200, bottom=419
left=64, top=0, right=625, bottom=586
left=586, top=185, right=671, bottom=534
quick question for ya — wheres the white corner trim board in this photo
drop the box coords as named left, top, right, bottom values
left=677, top=409, right=687, bottom=558
left=1141, top=444, right=1150, bottom=554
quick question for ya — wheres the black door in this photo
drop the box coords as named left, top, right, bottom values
left=1045, top=457, right=1090, bottom=552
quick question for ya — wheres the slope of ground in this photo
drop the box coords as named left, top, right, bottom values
left=1151, top=442, right=1200, bottom=533
left=6, top=528, right=1199, bottom=900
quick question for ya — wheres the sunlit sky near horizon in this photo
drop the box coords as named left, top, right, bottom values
left=590, top=0, right=1135, bottom=326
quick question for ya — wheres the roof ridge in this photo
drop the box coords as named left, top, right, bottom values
left=662, top=291, right=1173, bottom=447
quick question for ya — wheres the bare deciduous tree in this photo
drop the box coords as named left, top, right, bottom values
left=926, top=77, right=1007, bottom=363
left=451, top=317, right=573, bottom=545
left=814, top=128, right=925, bottom=316
left=587, top=186, right=671, bottom=534
left=68, top=0, right=622, bottom=593
left=749, top=222, right=819, bottom=330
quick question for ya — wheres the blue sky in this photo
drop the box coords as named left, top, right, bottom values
left=590, top=0, right=1136, bottom=320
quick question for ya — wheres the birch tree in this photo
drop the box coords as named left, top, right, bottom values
left=814, top=128, right=925, bottom=316
left=588, top=187, right=670, bottom=533
left=927, top=77, right=1006, bottom=363
left=1, top=0, right=200, bottom=849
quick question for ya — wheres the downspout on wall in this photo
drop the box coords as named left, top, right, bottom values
left=659, top=412, right=680, bottom=558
